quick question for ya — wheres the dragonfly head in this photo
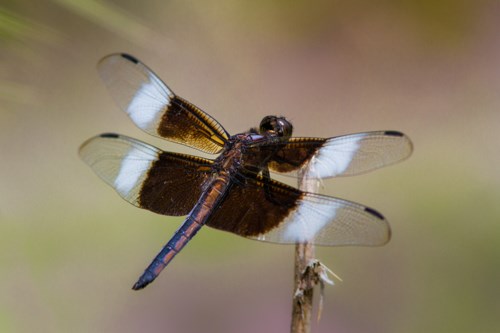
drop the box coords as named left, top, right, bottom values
left=259, top=116, right=293, bottom=139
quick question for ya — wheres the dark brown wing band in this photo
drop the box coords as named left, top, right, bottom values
left=156, top=95, right=230, bottom=154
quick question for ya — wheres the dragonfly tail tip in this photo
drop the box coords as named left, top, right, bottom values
left=132, top=271, right=157, bottom=290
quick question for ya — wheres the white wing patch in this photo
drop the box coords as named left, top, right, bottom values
left=114, top=146, right=157, bottom=197
left=79, top=134, right=163, bottom=204
left=126, top=73, right=173, bottom=130
left=282, top=199, right=338, bottom=243
left=305, top=133, right=366, bottom=178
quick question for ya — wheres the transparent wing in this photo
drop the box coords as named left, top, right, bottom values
left=255, top=192, right=390, bottom=246
left=79, top=133, right=213, bottom=216
left=206, top=174, right=390, bottom=246
left=97, top=53, right=229, bottom=154
left=245, top=131, right=412, bottom=179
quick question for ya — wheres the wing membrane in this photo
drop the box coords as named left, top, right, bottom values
left=79, top=133, right=213, bottom=216
left=97, top=53, right=229, bottom=154
left=245, top=131, right=412, bottom=178
left=206, top=173, right=390, bottom=246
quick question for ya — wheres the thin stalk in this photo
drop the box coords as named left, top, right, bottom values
left=290, top=172, right=319, bottom=333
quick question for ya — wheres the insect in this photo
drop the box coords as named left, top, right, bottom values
left=79, top=53, right=413, bottom=290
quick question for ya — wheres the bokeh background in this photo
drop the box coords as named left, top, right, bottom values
left=1, top=1, right=500, bottom=332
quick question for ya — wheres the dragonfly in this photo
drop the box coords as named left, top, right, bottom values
left=79, top=53, right=413, bottom=290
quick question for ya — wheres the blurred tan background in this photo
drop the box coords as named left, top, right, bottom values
left=1, top=1, right=499, bottom=332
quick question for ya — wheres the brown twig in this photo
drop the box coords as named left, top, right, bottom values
left=291, top=242, right=316, bottom=333
left=290, top=171, right=319, bottom=333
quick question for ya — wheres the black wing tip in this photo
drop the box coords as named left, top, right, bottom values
left=120, top=53, right=139, bottom=64
left=100, top=133, right=120, bottom=139
left=384, top=130, right=404, bottom=137
left=364, top=207, right=385, bottom=220
left=384, top=130, right=414, bottom=154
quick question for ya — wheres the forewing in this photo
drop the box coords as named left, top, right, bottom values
left=79, top=133, right=213, bottom=216
left=246, top=131, right=412, bottom=178
left=97, top=53, right=229, bottom=154
left=206, top=174, right=390, bottom=246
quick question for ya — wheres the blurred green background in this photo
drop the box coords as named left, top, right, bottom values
left=1, top=0, right=499, bottom=332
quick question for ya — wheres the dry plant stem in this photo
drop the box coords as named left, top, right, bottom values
left=291, top=242, right=315, bottom=333
left=290, top=173, right=319, bottom=333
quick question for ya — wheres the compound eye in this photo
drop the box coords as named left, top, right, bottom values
left=259, top=116, right=293, bottom=138
left=259, top=116, right=278, bottom=134
left=277, top=118, right=293, bottom=138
